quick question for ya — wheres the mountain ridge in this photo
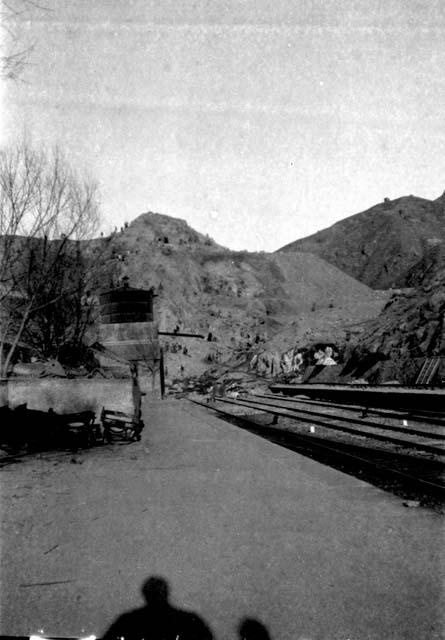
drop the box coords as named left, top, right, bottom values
left=278, top=191, right=445, bottom=289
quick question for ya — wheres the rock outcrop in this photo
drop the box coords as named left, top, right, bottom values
left=349, top=245, right=445, bottom=383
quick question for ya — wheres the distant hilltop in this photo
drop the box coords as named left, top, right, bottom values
left=278, top=191, right=445, bottom=289
left=106, top=211, right=224, bottom=250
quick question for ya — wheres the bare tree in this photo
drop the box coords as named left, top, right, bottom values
left=0, top=139, right=101, bottom=376
left=19, top=240, right=99, bottom=364
left=1, top=0, right=49, bottom=80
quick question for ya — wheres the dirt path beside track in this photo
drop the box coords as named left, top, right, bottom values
left=1, top=399, right=443, bottom=640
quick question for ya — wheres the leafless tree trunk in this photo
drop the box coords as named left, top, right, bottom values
left=0, top=139, right=100, bottom=376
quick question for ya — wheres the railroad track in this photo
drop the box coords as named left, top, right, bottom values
left=258, top=392, right=445, bottom=428
left=190, top=398, right=445, bottom=504
left=215, top=395, right=445, bottom=455
left=256, top=394, right=445, bottom=438
left=269, top=383, right=445, bottom=413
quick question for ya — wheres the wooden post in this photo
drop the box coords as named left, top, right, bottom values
left=130, top=362, right=142, bottom=421
left=159, top=348, right=165, bottom=399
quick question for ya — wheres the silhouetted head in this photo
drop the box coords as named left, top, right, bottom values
left=238, top=618, right=271, bottom=640
left=141, top=576, right=170, bottom=607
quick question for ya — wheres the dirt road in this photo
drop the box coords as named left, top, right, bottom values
left=0, top=399, right=443, bottom=639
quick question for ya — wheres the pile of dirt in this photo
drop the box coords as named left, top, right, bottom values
left=175, top=369, right=271, bottom=398
left=278, top=191, right=445, bottom=289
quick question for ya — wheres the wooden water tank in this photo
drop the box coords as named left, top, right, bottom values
left=99, top=283, right=154, bottom=324
left=98, top=280, right=159, bottom=363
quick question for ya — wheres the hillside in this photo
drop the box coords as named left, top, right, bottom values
left=278, top=191, right=445, bottom=289
left=98, top=212, right=388, bottom=380
left=5, top=208, right=442, bottom=386
left=350, top=244, right=445, bottom=383
left=247, top=244, right=445, bottom=386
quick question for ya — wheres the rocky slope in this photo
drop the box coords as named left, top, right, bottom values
left=248, top=245, right=445, bottom=386
left=98, top=212, right=388, bottom=380
left=350, top=245, right=445, bottom=383
left=278, top=191, right=445, bottom=289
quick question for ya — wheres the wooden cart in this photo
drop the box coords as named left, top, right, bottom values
left=101, top=407, right=144, bottom=443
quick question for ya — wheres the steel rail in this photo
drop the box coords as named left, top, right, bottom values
left=260, top=393, right=445, bottom=427
left=269, top=383, right=445, bottom=413
left=0, top=636, right=98, bottom=640
left=249, top=395, right=445, bottom=440
left=214, top=397, right=445, bottom=456
left=190, top=399, right=445, bottom=495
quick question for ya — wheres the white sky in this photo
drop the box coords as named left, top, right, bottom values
left=3, top=0, right=445, bottom=250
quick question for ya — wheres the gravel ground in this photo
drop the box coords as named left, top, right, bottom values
left=209, top=398, right=445, bottom=512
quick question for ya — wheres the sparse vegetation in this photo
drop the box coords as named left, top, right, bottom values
left=0, top=140, right=101, bottom=375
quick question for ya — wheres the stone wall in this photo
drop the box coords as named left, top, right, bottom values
left=4, top=378, right=138, bottom=415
